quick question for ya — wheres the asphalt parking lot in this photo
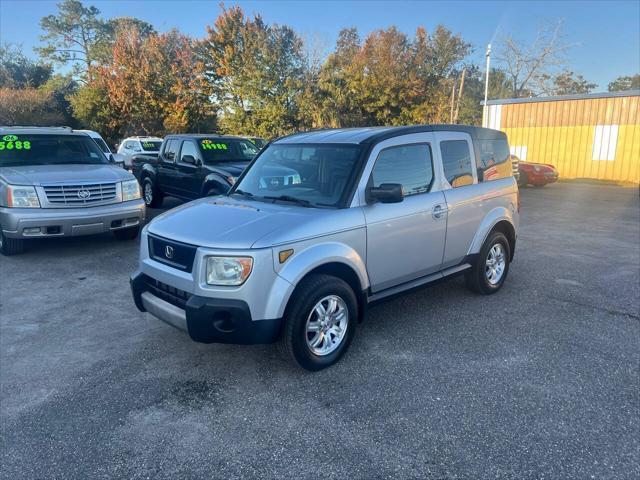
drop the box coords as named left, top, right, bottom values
left=1, top=182, right=638, bottom=479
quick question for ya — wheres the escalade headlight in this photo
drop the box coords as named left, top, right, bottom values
left=7, top=185, right=40, bottom=208
left=121, top=179, right=141, bottom=201
left=206, top=256, right=253, bottom=286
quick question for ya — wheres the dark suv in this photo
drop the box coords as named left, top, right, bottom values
left=131, top=135, right=259, bottom=207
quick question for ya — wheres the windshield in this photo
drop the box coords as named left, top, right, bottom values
left=233, top=143, right=362, bottom=208
left=141, top=140, right=162, bottom=151
left=0, top=134, right=108, bottom=167
left=199, top=138, right=259, bottom=163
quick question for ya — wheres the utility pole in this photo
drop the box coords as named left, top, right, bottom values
left=483, top=43, right=491, bottom=127
left=449, top=78, right=457, bottom=123
left=454, top=67, right=466, bottom=124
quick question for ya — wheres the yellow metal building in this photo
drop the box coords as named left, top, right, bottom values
left=483, top=90, right=640, bottom=183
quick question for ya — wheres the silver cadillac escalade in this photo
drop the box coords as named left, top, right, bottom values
left=0, top=127, right=145, bottom=255
left=131, top=125, right=519, bottom=371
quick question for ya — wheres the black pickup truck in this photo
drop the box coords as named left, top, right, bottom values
left=131, top=134, right=260, bottom=207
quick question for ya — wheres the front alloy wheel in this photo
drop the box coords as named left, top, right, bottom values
left=279, top=274, right=357, bottom=371
left=305, top=295, right=349, bottom=356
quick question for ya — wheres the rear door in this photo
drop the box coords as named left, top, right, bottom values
left=157, top=139, right=180, bottom=196
left=361, top=134, right=447, bottom=292
left=435, top=131, right=483, bottom=268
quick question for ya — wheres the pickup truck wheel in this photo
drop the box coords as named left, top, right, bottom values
left=113, top=226, right=140, bottom=241
left=279, top=274, right=357, bottom=371
left=465, top=231, right=510, bottom=295
left=143, top=178, right=163, bottom=208
left=0, top=229, right=24, bottom=256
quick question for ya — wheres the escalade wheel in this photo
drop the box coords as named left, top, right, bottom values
left=279, top=274, right=357, bottom=371
left=143, top=178, right=163, bottom=208
left=465, top=231, right=510, bottom=295
left=0, top=229, right=24, bottom=256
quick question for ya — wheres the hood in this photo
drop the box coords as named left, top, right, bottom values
left=0, top=164, right=134, bottom=185
left=204, top=162, right=250, bottom=177
left=146, top=196, right=364, bottom=250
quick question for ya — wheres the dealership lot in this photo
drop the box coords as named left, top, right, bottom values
left=1, top=183, right=638, bottom=479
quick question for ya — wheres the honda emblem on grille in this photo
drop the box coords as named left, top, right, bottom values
left=165, top=245, right=175, bottom=259
left=77, top=188, right=91, bottom=199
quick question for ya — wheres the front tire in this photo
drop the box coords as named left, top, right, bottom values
left=113, top=226, right=140, bottom=241
left=518, top=172, right=528, bottom=187
left=465, top=231, right=511, bottom=295
left=279, top=274, right=357, bottom=371
left=143, top=177, right=163, bottom=208
left=0, top=228, right=24, bottom=256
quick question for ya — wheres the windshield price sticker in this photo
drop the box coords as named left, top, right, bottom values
left=142, top=142, right=157, bottom=148
left=201, top=140, right=228, bottom=150
left=0, top=134, right=31, bottom=151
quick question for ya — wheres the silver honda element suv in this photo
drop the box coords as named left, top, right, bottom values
left=131, top=126, right=519, bottom=371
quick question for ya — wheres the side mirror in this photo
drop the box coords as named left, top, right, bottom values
left=366, top=183, right=404, bottom=204
left=108, top=153, right=116, bottom=163
left=182, top=155, right=197, bottom=165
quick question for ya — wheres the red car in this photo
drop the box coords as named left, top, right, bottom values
left=515, top=157, right=559, bottom=187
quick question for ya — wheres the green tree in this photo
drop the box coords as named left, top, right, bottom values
left=0, top=44, right=52, bottom=88
left=608, top=74, right=640, bottom=92
left=200, top=6, right=306, bottom=137
left=37, top=0, right=110, bottom=83
left=540, top=70, right=596, bottom=95
left=457, top=67, right=513, bottom=126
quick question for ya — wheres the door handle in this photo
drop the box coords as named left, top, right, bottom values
left=432, top=204, right=448, bottom=219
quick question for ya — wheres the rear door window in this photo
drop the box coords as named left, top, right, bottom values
left=163, top=140, right=179, bottom=162
left=440, top=140, right=474, bottom=188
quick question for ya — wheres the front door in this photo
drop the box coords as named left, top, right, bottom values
left=175, top=140, right=204, bottom=198
left=157, top=139, right=180, bottom=196
left=362, top=137, right=447, bottom=293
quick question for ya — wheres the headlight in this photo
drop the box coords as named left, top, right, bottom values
left=121, top=179, right=141, bottom=201
left=206, top=256, right=253, bottom=286
left=533, top=165, right=542, bottom=172
left=7, top=185, right=40, bottom=208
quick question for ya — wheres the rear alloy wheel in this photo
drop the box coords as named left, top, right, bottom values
left=465, top=231, right=511, bottom=294
left=279, top=274, right=357, bottom=371
left=0, top=228, right=25, bottom=256
left=143, top=178, right=163, bottom=208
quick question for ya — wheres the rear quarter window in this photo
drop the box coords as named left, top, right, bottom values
left=477, top=138, right=512, bottom=182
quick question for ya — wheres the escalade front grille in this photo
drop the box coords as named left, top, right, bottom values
left=42, top=183, right=117, bottom=205
left=142, top=275, right=192, bottom=309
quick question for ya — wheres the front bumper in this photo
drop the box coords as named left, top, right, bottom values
left=0, top=199, right=145, bottom=239
left=130, top=271, right=282, bottom=344
left=527, top=171, right=559, bottom=185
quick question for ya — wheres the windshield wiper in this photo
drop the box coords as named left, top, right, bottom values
left=231, top=189, right=254, bottom=198
left=263, top=195, right=313, bottom=207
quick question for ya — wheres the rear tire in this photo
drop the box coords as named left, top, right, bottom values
left=465, top=231, right=511, bottom=295
left=518, top=172, right=528, bottom=187
left=113, top=226, right=140, bottom=241
left=278, top=274, right=357, bottom=371
left=0, top=229, right=24, bottom=256
left=143, top=177, right=163, bottom=208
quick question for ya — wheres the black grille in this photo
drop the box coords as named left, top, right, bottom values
left=143, top=275, right=192, bottom=309
left=148, top=234, right=197, bottom=272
